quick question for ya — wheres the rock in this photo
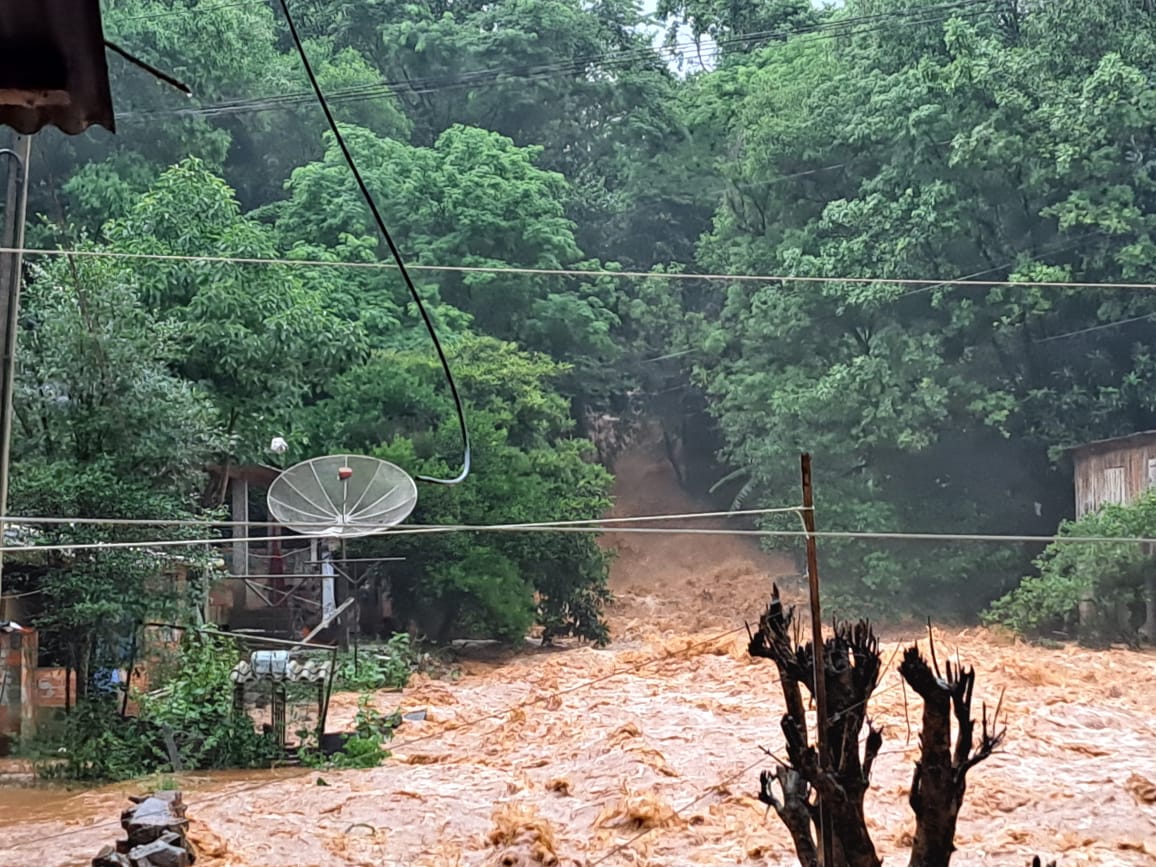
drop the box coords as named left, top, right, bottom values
left=122, top=795, right=189, bottom=845
left=92, top=845, right=132, bottom=867
left=95, top=792, right=196, bottom=867
left=127, top=838, right=192, bottom=867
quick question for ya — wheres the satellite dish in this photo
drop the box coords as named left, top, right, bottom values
left=266, top=454, right=418, bottom=538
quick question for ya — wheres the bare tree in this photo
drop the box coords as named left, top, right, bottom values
left=747, top=585, right=1006, bottom=867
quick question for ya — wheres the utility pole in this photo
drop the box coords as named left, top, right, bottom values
left=800, top=453, right=834, bottom=867
left=0, top=132, right=32, bottom=616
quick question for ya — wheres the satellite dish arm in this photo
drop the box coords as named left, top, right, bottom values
left=277, top=0, right=470, bottom=487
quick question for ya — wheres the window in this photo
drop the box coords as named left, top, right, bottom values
left=1102, top=465, right=1126, bottom=505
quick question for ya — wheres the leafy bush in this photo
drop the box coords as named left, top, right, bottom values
left=333, top=634, right=416, bottom=692
left=137, top=630, right=279, bottom=770
left=298, top=695, right=400, bottom=770
left=44, top=629, right=278, bottom=781
left=984, top=492, right=1156, bottom=638
left=40, top=698, right=167, bottom=782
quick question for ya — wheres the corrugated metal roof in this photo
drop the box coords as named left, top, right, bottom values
left=1064, top=430, right=1156, bottom=455
left=0, top=0, right=114, bottom=135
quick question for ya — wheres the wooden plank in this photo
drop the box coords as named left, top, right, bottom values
left=293, top=596, right=354, bottom=650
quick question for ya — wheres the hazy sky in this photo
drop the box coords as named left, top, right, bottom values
left=640, top=0, right=719, bottom=74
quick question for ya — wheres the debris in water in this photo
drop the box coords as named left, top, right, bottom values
left=486, top=802, right=560, bottom=865
left=91, top=791, right=196, bottom=867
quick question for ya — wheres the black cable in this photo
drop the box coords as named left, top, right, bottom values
left=275, top=0, right=470, bottom=486
left=104, top=40, right=193, bottom=95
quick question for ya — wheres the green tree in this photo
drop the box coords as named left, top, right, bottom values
left=8, top=256, right=225, bottom=691
left=657, top=0, right=819, bottom=51
left=94, top=159, right=364, bottom=461
left=313, top=0, right=691, bottom=264
left=688, top=0, right=1156, bottom=615
left=268, top=124, right=622, bottom=382
left=31, top=0, right=411, bottom=229
left=297, top=335, right=613, bottom=644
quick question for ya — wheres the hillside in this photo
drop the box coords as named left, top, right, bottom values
left=600, top=434, right=798, bottom=639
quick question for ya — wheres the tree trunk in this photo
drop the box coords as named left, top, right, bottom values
left=747, top=590, right=1005, bottom=867
left=900, top=642, right=1005, bottom=867
left=748, top=585, right=883, bottom=867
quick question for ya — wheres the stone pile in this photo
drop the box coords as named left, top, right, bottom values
left=92, top=790, right=196, bottom=867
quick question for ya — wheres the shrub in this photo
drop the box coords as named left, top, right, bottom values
left=333, top=633, right=416, bottom=692
left=43, top=629, right=278, bottom=781
left=984, top=492, right=1156, bottom=638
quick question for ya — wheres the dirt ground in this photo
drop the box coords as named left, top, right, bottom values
left=1, top=441, right=1155, bottom=866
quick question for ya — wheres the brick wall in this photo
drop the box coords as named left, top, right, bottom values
left=0, top=627, right=37, bottom=754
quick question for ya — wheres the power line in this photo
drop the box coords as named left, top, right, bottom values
left=894, top=235, right=1095, bottom=300
left=1034, top=310, right=1156, bottom=343
left=0, top=505, right=804, bottom=529
left=7, top=520, right=1156, bottom=556
left=8, top=245, right=1156, bottom=292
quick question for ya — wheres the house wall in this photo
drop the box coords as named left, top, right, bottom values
left=1073, top=437, right=1156, bottom=517
left=1071, top=435, right=1156, bottom=639
left=33, top=666, right=75, bottom=710
left=0, top=628, right=37, bottom=753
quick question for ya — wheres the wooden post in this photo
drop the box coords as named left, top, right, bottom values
left=231, top=475, right=249, bottom=574
left=230, top=475, right=250, bottom=613
left=0, top=132, right=31, bottom=613
left=801, top=453, right=834, bottom=867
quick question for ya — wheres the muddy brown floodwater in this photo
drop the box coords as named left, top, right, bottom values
left=2, top=442, right=1156, bottom=865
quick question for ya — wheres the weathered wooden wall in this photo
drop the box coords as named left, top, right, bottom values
left=1070, top=432, right=1156, bottom=639
left=1072, top=434, right=1156, bottom=517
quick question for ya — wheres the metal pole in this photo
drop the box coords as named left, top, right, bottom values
left=0, top=133, right=31, bottom=616
left=801, top=453, right=833, bottom=867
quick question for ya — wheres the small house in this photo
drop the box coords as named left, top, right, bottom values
left=1066, top=431, right=1156, bottom=640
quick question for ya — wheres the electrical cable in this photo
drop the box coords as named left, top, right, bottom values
left=104, top=40, right=194, bottom=95
left=274, top=0, right=470, bottom=487
left=10, top=245, right=1156, bottom=292
left=1034, top=310, right=1156, bottom=343
left=0, top=505, right=804, bottom=529
left=8, top=522, right=1156, bottom=556
left=893, top=235, right=1097, bottom=300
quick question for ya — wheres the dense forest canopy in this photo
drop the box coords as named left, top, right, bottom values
left=6, top=0, right=1156, bottom=665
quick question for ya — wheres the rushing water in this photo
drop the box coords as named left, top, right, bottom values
left=3, top=448, right=1156, bottom=865
left=1, top=628, right=1154, bottom=866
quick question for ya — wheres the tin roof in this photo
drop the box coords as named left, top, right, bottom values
left=1064, top=430, right=1156, bottom=455
left=0, top=0, right=114, bottom=135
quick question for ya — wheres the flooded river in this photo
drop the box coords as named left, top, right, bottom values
left=2, top=446, right=1155, bottom=865
left=1, top=627, right=1154, bottom=866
